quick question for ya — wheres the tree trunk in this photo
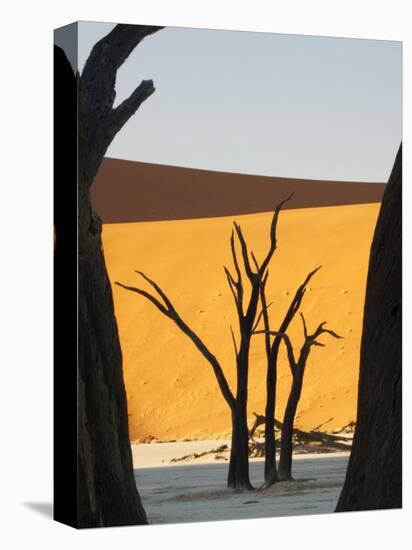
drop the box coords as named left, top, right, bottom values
left=228, top=406, right=254, bottom=490
left=278, top=382, right=301, bottom=481
left=264, top=341, right=280, bottom=484
left=77, top=95, right=149, bottom=526
left=75, top=24, right=162, bottom=527
left=227, top=331, right=254, bottom=490
left=336, top=144, right=402, bottom=512
left=54, top=40, right=149, bottom=527
left=78, top=206, right=147, bottom=527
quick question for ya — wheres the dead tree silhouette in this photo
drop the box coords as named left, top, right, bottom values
left=336, top=144, right=402, bottom=511
left=256, top=314, right=342, bottom=480
left=116, top=195, right=292, bottom=490
left=75, top=24, right=163, bottom=527
left=253, top=265, right=321, bottom=486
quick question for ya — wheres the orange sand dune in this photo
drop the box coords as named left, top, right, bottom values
left=102, top=203, right=380, bottom=442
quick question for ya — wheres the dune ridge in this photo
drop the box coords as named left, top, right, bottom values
left=92, top=158, right=385, bottom=223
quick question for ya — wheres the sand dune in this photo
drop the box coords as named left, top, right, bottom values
left=93, top=157, right=384, bottom=223
left=102, top=203, right=380, bottom=442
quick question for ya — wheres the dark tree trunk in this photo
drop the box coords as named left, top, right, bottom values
left=262, top=315, right=340, bottom=484
left=262, top=268, right=320, bottom=485
left=78, top=207, right=147, bottom=527
left=74, top=24, right=163, bottom=527
left=227, top=332, right=254, bottom=490
left=55, top=41, right=146, bottom=527
left=336, top=144, right=402, bottom=512
left=228, top=406, right=254, bottom=490
left=77, top=116, right=148, bottom=525
left=264, top=342, right=280, bottom=485
left=278, top=382, right=301, bottom=481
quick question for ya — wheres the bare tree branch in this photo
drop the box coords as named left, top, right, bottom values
left=256, top=266, right=322, bottom=363
left=279, top=333, right=298, bottom=376
left=299, top=316, right=343, bottom=354
left=279, top=266, right=321, bottom=333
left=233, top=222, right=255, bottom=282
left=321, top=328, right=343, bottom=339
left=115, top=281, right=169, bottom=316
left=116, top=274, right=236, bottom=409
left=300, top=312, right=308, bottom=340
left=254, top=330, right=298, bottom=376
left=259, top=192, right=294, bottom=275
left=225, top=229, right=245, bottom=318
left=259, top=284, right=273, bottom=375
left=134, top=270, right=175, bottom=312
left=224, top=266, right=237, bottom=288
left=109, top=80, right=156, bottom=139
left=79, top=24, right=163, bottom=188
left=313, top=324, right=343, bottom=341
left=251, top=251, right=260, bottom=273
left=230, top=325, right=239, bottom=358
left=224, top=266, right=243, bottom=317
left=230, top=230, right=242, bottom=284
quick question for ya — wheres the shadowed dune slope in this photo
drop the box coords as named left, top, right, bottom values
left=92, top=158, right=384, bottom=223
left=102, top=203, right=380, bottom=442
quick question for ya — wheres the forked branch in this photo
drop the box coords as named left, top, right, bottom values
left=233, top=222, right=255, bottom=282
left=230, top=193, right=294, bottom=286
left=253, top=266, right=322, bottom=347
left=80, top=24, right=163, bottom=187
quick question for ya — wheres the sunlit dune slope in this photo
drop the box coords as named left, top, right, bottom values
left=102, top=203, right=380, bottom=442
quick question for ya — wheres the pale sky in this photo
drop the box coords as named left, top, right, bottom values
left=70, top=22, right=402, bottom=182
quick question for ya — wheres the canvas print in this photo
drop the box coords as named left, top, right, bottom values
left=53, top=22, right=402, bottom=528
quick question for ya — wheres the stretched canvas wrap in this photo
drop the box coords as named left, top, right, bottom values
left=53, top=21, right=402, bottom=528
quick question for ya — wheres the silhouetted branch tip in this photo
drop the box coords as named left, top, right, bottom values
left=322, top=328, right=343, bottom=339
left=233, top=222, right=254, bottom=281
left=299, top=312, right=308, bottom=339
left=131, top=270, right=175, bottom=312
left=229, top=229, right=242, bottom=284
left=277, top=191, right=295, bottom=209
left=311, top=321, right=342, bottom=341
left=115, top=280, right=169, bottom=316
left=229, top=325, right=239, bottom=357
